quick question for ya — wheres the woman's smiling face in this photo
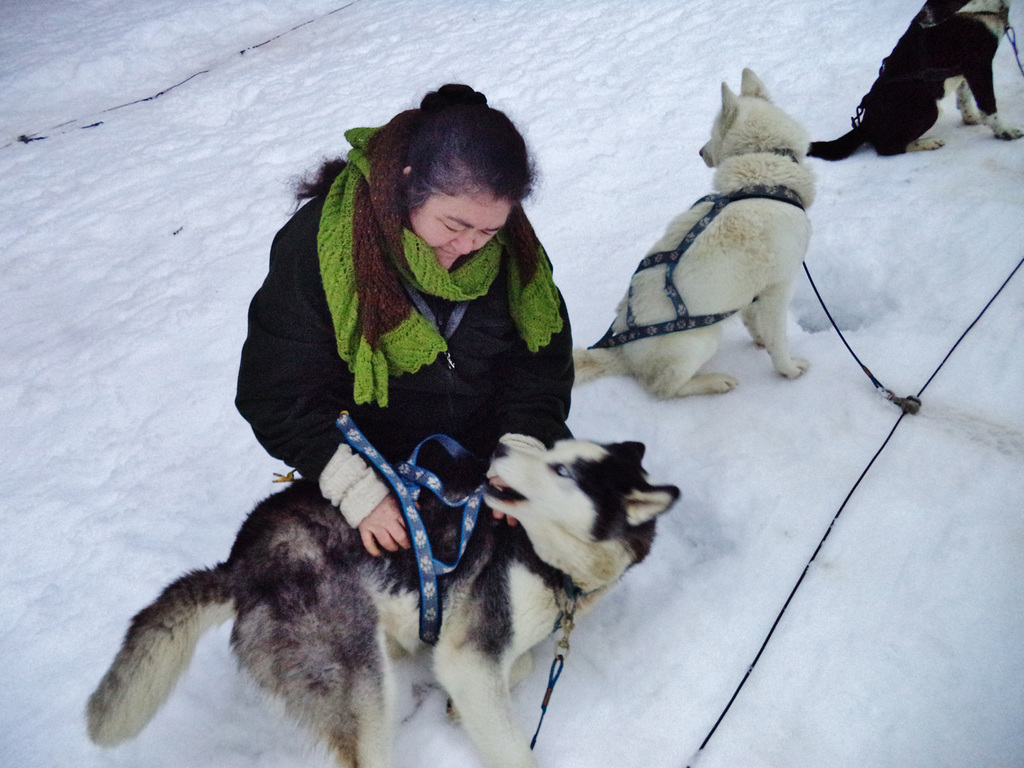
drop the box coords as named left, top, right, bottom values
left=408, top=191, right=512, bottom=269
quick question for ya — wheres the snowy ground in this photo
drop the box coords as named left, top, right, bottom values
left=2, top=1, right=1022, bottom=767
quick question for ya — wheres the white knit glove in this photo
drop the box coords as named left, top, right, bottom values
left=318, top=442, right=391, bottom=529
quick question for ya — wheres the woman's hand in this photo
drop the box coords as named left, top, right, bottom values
left=357, top=495, right=411, bottom=556
left=487, top=475, right=519, bottom=526
left=357, top=478, right=519, bottom=557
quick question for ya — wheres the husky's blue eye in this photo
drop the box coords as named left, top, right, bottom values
left=551, top=463, right=572, bottom=478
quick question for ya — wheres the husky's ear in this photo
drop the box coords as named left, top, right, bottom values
left=625, top=485, right=680, bottom=526
left=740, top=68, right=770, bottom=100
left=610, top=441, right=646, bottom=464
left=720, top=82, right=740, bottom=130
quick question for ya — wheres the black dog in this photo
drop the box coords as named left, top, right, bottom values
left=809, top=0, right=1021, bottom=159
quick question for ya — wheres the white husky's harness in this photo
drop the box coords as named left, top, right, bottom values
left=335, top=411, right=485, bottom=645
left=589, top=184, right=805, bottom=350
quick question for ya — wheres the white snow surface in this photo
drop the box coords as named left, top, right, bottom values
left=2, top=1, right=1023, bottom=767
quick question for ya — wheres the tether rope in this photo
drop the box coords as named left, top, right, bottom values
left=917, top=254, right=1024, bottom=394
left=803, top=263, right=922, bottom=414
left=685, top=251, right=1024, bottom=767
left=2, top=2, right=360, bottom=150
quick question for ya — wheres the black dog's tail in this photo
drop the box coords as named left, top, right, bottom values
left=808, top=125, right=865, bottom=161
left=86, top=565, right=235, bottom=746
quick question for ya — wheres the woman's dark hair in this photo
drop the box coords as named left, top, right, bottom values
left=404, top=84, right=535, bottom=208
left=295, top=84, right=535, bottom=207
left=296, top=84, right=542, bottom=349
left=294, top=157, right=349, bottom=202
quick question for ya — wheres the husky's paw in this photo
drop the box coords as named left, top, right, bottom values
left=994, top=125, right=1023, bottom=141
left=685, top=373, right=739, bottom=396
left=779, top=358, right=810, bottom=379
left=906, top=137, right=945, bottom=152
left=642, top=372, right=738, bottom=398
left=709, top=373, right=740, bottom=392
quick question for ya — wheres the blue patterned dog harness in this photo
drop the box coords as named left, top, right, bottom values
left=589, top=185, right=804, bottom=349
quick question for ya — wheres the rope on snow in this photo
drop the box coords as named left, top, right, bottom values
left=684, top=251, right=1024, bottom=768
left=3, top=2, right=361, bottom=150
left=803, top=262, right=922, bottom=414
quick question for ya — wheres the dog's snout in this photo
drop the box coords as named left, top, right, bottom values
left=698, top=143, right=715, bottom=168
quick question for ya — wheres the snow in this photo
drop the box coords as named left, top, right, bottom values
left=2, top=1, right=1022, bottom=766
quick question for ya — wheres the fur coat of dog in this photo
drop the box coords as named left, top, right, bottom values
left=574, top=69, right=814, bottom=399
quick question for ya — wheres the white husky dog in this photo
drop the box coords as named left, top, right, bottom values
left=574, top=69, right=815, bottom=398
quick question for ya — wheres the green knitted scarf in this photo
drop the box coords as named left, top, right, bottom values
left=318, top=127, right=563, bottom=407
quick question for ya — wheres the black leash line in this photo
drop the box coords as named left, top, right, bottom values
left=239, top=2, right=358, bottom=55
left=915, top=253, right=1024, bottom=398
left=686, top=409, right=908, bottom=768
left=803, top=262, right=921, bottom=414
left=4, top=2, right=361, bottom=150
left=686, top=252, right=1024, bottom=767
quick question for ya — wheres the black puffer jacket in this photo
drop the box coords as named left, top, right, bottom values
left=236, top=197, right=574, bottom=478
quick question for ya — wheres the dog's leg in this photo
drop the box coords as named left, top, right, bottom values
left=344, top=638, right=394, bottom=768
left=744, top=284, right=808, bottom=379
left=346, top=626, right=393, bottom=768
left=905, top=136, right=947, bottom=152
left=434, top=644, right=536, bottom=768
left=630, top=328, right=737, bottom=398
left=509, top=651, right=535, bottom=687
left=959, top=67, right=1023, bottom=140
left=446, top=651, right=533, bottom=724
left=954, top=77, right=985, bottom=125
left=977, top=111, right=1021, bottom=138
left=741, top=305, right=767, bottom=348
left=865, top=85, right=944, bottom=155
left=313, top=666, right=393, bottom=768
left=232, top=574, right=393, bottom=768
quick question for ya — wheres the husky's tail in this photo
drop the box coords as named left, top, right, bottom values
left=87, top=564, right=235, bottom=746
left=807, top=126, right=865, bottom=161
left=573, top=346, right=627, bottom=385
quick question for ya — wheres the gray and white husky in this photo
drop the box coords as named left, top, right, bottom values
left=574, top=69, right=815, bottom=399
left=86, top=437, right=679, bottom=768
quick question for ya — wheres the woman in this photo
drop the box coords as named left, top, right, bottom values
left=236, top=84, right=574, bottom=557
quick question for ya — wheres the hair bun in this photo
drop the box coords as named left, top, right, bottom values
left=420, top=84, right=488, bottom=113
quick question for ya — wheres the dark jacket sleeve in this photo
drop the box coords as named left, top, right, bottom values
left=492, top=284, right=574, bottom=448
left=235, top=198, right=353, bottom=479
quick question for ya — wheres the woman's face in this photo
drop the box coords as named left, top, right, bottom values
left=408, top=191, right=512, bottom=269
